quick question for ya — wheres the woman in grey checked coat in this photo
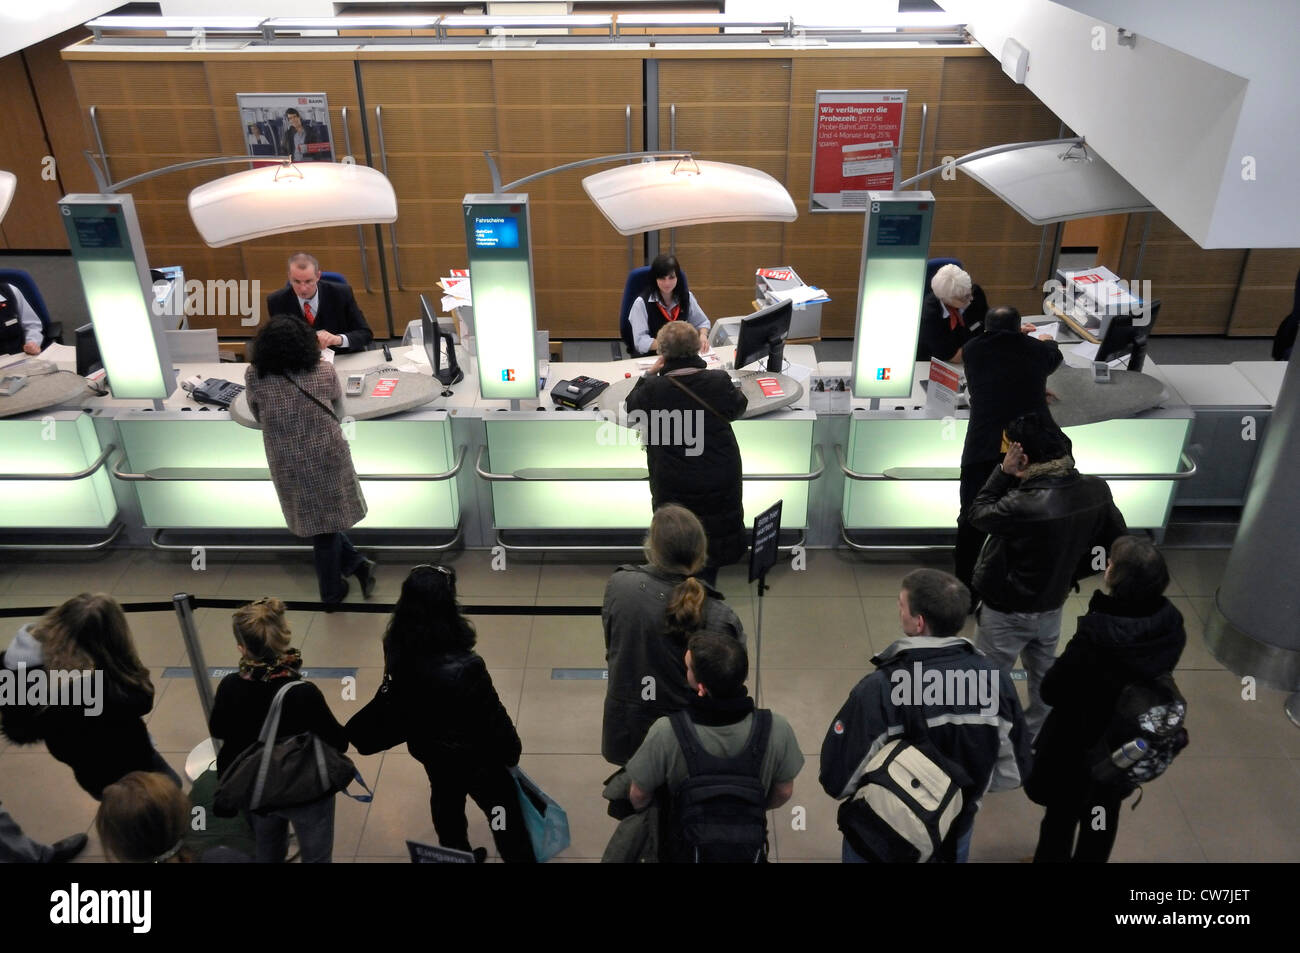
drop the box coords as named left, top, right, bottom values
left=245, top=315, right=375, bottom=608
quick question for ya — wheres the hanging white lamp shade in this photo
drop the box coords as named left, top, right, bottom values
left=582, top=159, right=797, bottom=235
left=0, top=171, right=15, bottom=223
left=188, top=162, right=397, bottom=247
left=960, top=143, right=1153, bottom=225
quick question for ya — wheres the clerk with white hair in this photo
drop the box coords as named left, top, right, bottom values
left=917, top=263, right=989, bottom=364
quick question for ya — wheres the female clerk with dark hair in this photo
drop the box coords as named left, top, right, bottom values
left=627, top=254, right=712, bottom=356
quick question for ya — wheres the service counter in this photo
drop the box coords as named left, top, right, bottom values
left=0, top=331, right=1212, bottom=552
left=828, top=331, right=1196, bottom=546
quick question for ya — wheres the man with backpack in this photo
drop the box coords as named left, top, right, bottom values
left=820, top=569, right=1031, bottom=863
left=625, top=632, right=803, bottom=862
left=1026, top=535, right=1187, bottom=862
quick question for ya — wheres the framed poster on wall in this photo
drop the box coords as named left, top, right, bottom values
left=810, top=90, right=907, bottom=212
left=237, top=93, right=335, bottom=162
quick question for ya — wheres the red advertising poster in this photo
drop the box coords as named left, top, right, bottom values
left=810, top=90, right=907, bottom=212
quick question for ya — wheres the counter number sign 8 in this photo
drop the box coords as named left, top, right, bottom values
left=871, top=202, right=881, bottom=213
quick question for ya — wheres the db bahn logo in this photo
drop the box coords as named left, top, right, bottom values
left=876, top=367, right=891, bottom=381
left=501, top=369, right=516, bottom=381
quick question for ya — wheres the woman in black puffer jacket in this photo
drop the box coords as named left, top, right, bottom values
left=348, top=565, right=534, bottom=862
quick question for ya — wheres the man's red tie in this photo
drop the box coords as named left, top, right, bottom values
left=303, top=302, right=315, bottom=326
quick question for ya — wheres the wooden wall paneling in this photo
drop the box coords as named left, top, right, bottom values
left=1229, top=249, right=1300, bottom=336
left=492, top=57, right=644, bottom=338
left=1117, top=211, right=1245, bottom=334
left=65, top=59, right=221, bottom=268
left=162, top=247, right=258, bottom=337
left=654, top=59, right=792, bottom=325
left=359, top=61, right=501, bottom=331
left=22, top=29, right=98, bottom=208
left=0, top=52, right=67, bottom=249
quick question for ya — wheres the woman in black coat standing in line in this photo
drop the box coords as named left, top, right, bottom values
left=626, top=320, right=748, bottom=588
left=1026, top=536, right=1186, bottom=863
left=348, top=565, right=535, bottom=862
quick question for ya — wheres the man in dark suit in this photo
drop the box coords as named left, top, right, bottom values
left=266, top=253, right=373, bottom=354
left=956, top=306, right=1062, bottom=601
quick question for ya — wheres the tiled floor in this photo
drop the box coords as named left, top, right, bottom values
left=1, top=545, right=1297, bottom=863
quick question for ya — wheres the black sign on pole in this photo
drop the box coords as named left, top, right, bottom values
left=406, top=839, right=476, bottom=864
left=749, top=500, right=783, bottom=583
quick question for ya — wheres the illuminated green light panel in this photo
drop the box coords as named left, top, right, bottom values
left=854, top=257, right=926, bottom=399
left=75, top=259, right=168, bottom=399
left=116, top=418, right=459, bottom=530
left=485, top=418, right=815, bottom=530
left=842, top=416, right=1192, bottom=530
left=0, top=413, right=118, bottom=528
left=474, top=257, right=538, bottom=401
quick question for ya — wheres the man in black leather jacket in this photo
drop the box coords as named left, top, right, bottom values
left=956, top=306, right=1063, bottom=598
left=970, top=412, right=1126, bottom=739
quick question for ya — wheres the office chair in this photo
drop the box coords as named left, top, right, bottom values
left=0, top=268, right=61, bottom=348
left=618, top=264, right=691, bottom=358
left=320, top=271, right=348, bottom=286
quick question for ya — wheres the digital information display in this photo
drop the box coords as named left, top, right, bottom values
left=875, top=213, right=923, bottom=247
left=473, top=217, right=519, bottom=249
left=73, top=216, right=124, bottom=250
left=851, top=192, right=935, bottom=400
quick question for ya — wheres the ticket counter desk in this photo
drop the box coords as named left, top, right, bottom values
left=829, top=338, right=1197, bottom=548
left=471, top=344, right=820, bottom=551
left=0, top=409, right=121, bottom=549
left=0, top=333, right=1203, bottom=552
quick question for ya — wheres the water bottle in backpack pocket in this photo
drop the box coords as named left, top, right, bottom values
left=1088, top=672, right=1188, bottom=802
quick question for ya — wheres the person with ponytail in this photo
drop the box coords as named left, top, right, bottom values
left=209, top=597, right=349, bottom=863
left=0, top=593, right=178, bottom=799
left=601, top=504, right=746, bottom=766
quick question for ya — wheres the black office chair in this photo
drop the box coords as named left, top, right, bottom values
left=0, top=268, right=61, bottom=348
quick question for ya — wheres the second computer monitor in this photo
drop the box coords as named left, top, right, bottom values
left=734, top=297, right=793, bottom=372
left=1096, top=299, right=1161, bottom=372
left=75, top=323, right=103, bottom=378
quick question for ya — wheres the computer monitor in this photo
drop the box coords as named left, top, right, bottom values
left=420, top=294, right=463, bottom=386
left=1095, top=299, right=1161, bottom=372
left=734, top=297, right=793, bottom=372
left=75, top=323, right=103, bottom=377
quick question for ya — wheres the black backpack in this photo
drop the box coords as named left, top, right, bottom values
left=1088, top=672, right=1189, bottom=802
left=666, top=708, right=773, bottom=863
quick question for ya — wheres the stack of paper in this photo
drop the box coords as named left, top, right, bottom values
left=1061, top=266, right=1143, bottom=316
left=769, top=285, right=831, bottom=306
left=438, top=269, right=472, bottom=313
